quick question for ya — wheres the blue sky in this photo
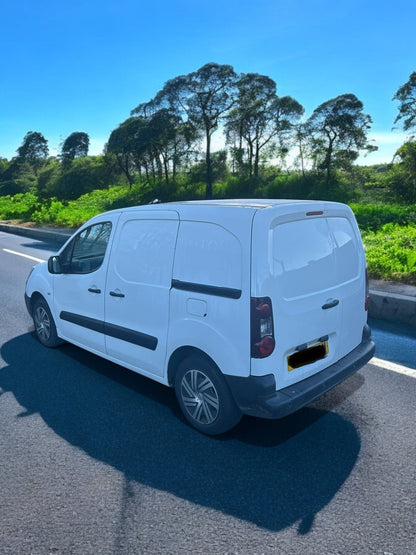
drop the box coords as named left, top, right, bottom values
left=1, top=0, right=415, bottom=164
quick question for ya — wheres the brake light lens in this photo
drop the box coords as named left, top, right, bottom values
left=365, top=267, right=370, bottom=311
left=251, top=296, right=275, bottom=358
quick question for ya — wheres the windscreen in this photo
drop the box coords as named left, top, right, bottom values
left=270, top=217, right=360, bottom=299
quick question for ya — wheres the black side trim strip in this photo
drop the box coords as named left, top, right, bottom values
left=105, top=322, right=158, bottom=351
left=171, top=279, right=242, bottom=299
left=60, top=311, right=105, bottom=334
left=59, top=312, right=158, bottom=351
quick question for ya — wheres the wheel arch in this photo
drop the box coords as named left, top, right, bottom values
left=167, top=346, right=219, bottom=387
left=27, top=291, right=48, bottom=316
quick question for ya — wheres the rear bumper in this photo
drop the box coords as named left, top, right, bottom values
left=225, top=325, right=375, bottom=419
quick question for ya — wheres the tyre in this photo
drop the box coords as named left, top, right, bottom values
left=32, top=297, right=62, bottom=348
left=174, top=354, right=242, bottom=435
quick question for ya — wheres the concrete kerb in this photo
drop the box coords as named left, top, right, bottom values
left=0, top=223, right=73, bottom=245
left=369, top=282, right=416, bottom=328
left=1, top=222, right=415, bottom=328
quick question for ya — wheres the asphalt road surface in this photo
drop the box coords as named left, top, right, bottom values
left=1, top=231, right=415, bottom=555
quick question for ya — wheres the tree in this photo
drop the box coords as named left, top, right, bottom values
left=17, top=131, right=49, bottom=175
left=61, top=132, right=90, bottom=167
left=294, top=123, right=309, bottom=177
left=145, top=109, right=194, bottom=184
left=146, top=63, right=237, bottom=198
left=0, top=157, right=36, bottom=195
left=226, top=74, right=304, bottom=178
left=36, top=158, right=61, bottom=199
left=393, top=71, right=416, bottom=132
left=189, top=149, right=229, bottom=185
left=55, top=157, right=112, bottom=200
left=187, top=63, right=237, bottom=198
left=106, top=118, right=143, bottom=186
left=306, top=94, right=377, bottom=184
left=389, top=141, right=416, bottom=202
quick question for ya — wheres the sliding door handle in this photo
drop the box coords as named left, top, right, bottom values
left=322, top=299, right=339, bottom=310
left=109, top=290, right=125, bottom=298
left=88, top=287, right=101, bottom=294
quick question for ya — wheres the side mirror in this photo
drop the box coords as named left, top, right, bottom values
left=48, top=255, right=62, bottom=274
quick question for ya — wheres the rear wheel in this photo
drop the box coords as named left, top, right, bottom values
left=32, top=298, right=62, bottom=348
left=174, top=354, right=242, bottom=435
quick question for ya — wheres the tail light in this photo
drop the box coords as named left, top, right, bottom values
left=251, top=297, right=275, bottom=358
left=365, top=268, right=370, bottom=311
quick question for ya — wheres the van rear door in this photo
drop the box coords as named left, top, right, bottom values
left=251, top=203, right=367, bottom=389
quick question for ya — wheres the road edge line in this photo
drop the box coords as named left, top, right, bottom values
left=370, top=357, right=416, bottom=378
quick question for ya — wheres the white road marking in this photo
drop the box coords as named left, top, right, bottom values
left=370, top=357, right=416, bottom=378
left=2, top=248, right=45, bottom=263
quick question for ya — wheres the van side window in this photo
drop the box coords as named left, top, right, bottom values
left=60, top=222, right=112, bottom=274
left=173, top=222, right=242, bottom=289
left=113, top=219, right=178, bottom=286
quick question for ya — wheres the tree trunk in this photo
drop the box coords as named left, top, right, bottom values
left=205, top=131, right=213, bottom=199
left=162, top=153, right=169, bottom=185
left=254, top=139, right=260, bottom=178
left=298, top=136, right=306, bottom=178
left=248, top=139, right=254, bottom=177
left=325, top=139, right=334, bottom=186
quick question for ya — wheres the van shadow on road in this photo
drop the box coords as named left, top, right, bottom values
left=0, top=332, right=364, bottom=534
left=20, top=240, right=62, bottom=253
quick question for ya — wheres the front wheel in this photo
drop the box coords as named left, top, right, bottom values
left=32, top=298, right=62, bottom=348
left=174, top=355, right=242, bottom=435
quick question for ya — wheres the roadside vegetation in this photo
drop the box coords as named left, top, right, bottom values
left=1, top=65, right=416, bottom=284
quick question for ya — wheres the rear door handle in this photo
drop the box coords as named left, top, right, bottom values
left=109, top=290, right=125, bottom=298
left=322, top=299, right=339, bottom=310
left=88, top=287, right=101, bottom=294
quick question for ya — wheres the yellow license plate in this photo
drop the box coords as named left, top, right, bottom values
left=287, top=340, right=329, bottom=371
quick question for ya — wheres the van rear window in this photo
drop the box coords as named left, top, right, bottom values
left=271, top=217, right=359, bottom=298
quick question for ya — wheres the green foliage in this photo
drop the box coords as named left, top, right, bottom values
left=32, top=186, right=142, bottom=227
left=226, top=73, right=304, bottom=178
left=0, top=192, right=40, bottom=220
left=388, top=141, right=416, bottom=203
left=393, top=71, right=416, bottom=131
left=16, top=132, right=49, bottom=176
left=0, top=158, right=37, bottom=195
left=61, top=132, right=90, bottom=164
left=350, top=203, right=416, bottom=231
left=139, top=62, right=238, bottom=199
left=36, top=159, right=61, bottom=199
left=189, top=150, right=229, bottom=185
left=362, top=224, right=416, bottom=284
left=53, top=156, right=114, bottom=200
left=306, top=94, right=376, bottom=182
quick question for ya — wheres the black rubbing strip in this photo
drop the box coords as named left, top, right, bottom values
left=60, top=311, right=105, bottom=333
left=59, top=312, right=158, bottom=350
left=104, top=322, right=158, bottom=350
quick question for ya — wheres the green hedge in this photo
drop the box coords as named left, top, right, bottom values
left=362, top=223, right=416, bottom=284
left=350, top=203, right=416, bottom=232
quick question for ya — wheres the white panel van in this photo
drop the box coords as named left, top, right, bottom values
left=25, top=200, right=375, bottom=434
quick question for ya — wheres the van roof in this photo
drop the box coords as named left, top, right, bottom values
left=171, top=199, right=310, bottom=209
left=88, top=198, right=352, bottom=225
